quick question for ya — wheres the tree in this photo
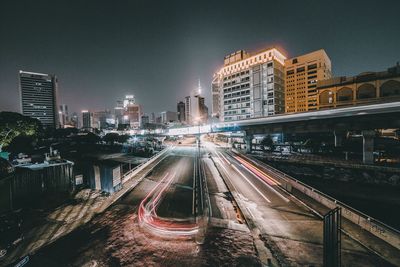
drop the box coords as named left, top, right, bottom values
left=117, top=134, right=130, bottom=144
left=78, top=132, right=101, bottom=144
left=53, top=128, right=79, bottom=139
left=260, top=135, right=274, bottom=152
left=6, top=135, right=36, bottom=155
left=0, top=112, right=43, bottom=151
left=103, top=133, right=120, bottom=145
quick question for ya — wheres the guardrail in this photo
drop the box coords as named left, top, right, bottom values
left=121, top=146, right=170, bottom=184
left=233, top=149, right=400, bottom=250
left=193, top=145, right=211, bottom=243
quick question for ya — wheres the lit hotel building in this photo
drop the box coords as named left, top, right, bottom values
left=212, top=48, right=286, bottom=122
left=285, top=49, right=332, bottom=113
left=19, top=70, right=59, bottom=128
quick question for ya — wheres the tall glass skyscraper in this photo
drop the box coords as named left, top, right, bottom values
left=19, top=70, right=58, bottom=128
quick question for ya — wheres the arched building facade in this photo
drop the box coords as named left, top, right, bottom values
left=316, top=64, right=400, bottom=109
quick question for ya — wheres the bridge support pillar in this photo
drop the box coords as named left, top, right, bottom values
left=334, top=131, right=345, bottom=147
left=244, top=134, right=253, bottom=153
left=227, top=137, right=232, bottom=145
left=362, top=130, right=375, bottom=164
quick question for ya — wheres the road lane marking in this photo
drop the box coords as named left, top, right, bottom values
left=238, top=163, right=290, bottom=203
left=231, top=164, right=271, bottom=203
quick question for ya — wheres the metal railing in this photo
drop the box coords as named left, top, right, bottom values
left=121, top=146, right=169, bottom=184
left=233, top=149, right=400, bottom=250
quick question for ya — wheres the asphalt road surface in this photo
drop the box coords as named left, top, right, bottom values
left=24, top=145, right=259, bottom=267
left=206, top=141, right=394, bottom=267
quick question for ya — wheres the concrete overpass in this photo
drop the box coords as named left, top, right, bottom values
left=167, top=101, right=400, bottom=164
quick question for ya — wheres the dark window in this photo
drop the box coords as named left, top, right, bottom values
left=267, top=62, right=273, bottom=67
left=307, top=63, right=317, bottom=70
left=292, top=58, right=298, bottom=64
left=286, top=70, right=294, bottom=75
left=308, top=70, right=317, bottom=75
left=296, top=67, right=305, bottom=73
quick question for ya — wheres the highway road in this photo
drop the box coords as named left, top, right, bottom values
left=24, top=145, right=259, bottom=267
left=205, top=141, right=394, bottom=267
left=13, top=142, right=394, bottom=267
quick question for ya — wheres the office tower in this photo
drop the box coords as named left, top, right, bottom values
left=184, top=96, right=191, bottom=125
left=19, top=70, right=59, bottom=128
left=141, top=114, right=150, bottom=128
left=177, top=101, right=186, bottom=123
left=150, top=112, right=156, bottom=123
left=160, top=111, right=178, bottom=124
left=70, top=112, right=80, bottom=128
left=92, top=110, right=108, bottom=129
left=82, top=110, right=92, bottom=129
left=211, top=74, right=221, bottom=119
left=126, top=103, right=142, bottom=129
left=212, top=48, right=286, bottom=122
left=58, top=104, right=69, bottom=128
left=285, top=49, right=332, bottom=112
left=193, top=95, right=207, bottom=124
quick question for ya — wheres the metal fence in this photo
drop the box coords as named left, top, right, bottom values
left=0, top=161, right=74, bottom=212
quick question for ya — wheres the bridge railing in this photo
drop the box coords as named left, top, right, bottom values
left=121, top=146, right=169, bottom=184
left=233, top=149, right=400, bottom=250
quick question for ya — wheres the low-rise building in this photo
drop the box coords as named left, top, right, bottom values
left=317, top=63, right=400, bottom=109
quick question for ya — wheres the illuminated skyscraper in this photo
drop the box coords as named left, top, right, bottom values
left=19, top=70, right=59, bottom=128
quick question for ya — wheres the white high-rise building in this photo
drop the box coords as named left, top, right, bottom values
left=212, top=48, right=286, bottom=122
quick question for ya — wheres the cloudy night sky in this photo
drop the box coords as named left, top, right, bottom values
left=0, top=0, right=399, bottom=115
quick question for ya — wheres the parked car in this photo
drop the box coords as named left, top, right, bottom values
left=0, top=211, right=24, bottom=258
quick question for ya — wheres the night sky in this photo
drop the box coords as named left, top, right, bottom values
left=1, top=0, right=399, bottom=115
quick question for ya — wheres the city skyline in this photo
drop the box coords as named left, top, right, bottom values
left=1, top=1, right=400, bottom=266
left=1, top=0, right=400, bottom=115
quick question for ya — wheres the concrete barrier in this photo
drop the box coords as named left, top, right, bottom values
left=235, top=150, right=400, bottom=250
left=122, top=146, right=170, bottom=184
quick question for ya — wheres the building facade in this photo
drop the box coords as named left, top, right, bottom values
left=19, top=70, right=59, bottom=128
left=141, top=114, right=150, bottom=128
left=285, top=49, right=332, bottom=113
left=70, top=112, right=80, bottom=128
left=82, top=110, right=92, bottom=129
left=317, top=64, right=400, bottom=109
left=177, top=101, right=186, bottom=123
left=58, top=104, right=69, bottom=128
left=184, top=96, right=192, bottom=125
left=212, top=48, right=286, bottom=122
left=160, top=111, right=178, bottom=124
left=125, top=103, right=141, bottom=129
left=92, top=110, right=108, bottom=129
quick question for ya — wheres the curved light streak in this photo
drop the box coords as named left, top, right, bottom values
left=138, top=172, right=199, bottom=238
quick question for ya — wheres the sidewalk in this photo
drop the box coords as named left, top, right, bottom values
left=3, top=189, right=108, bottom=266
